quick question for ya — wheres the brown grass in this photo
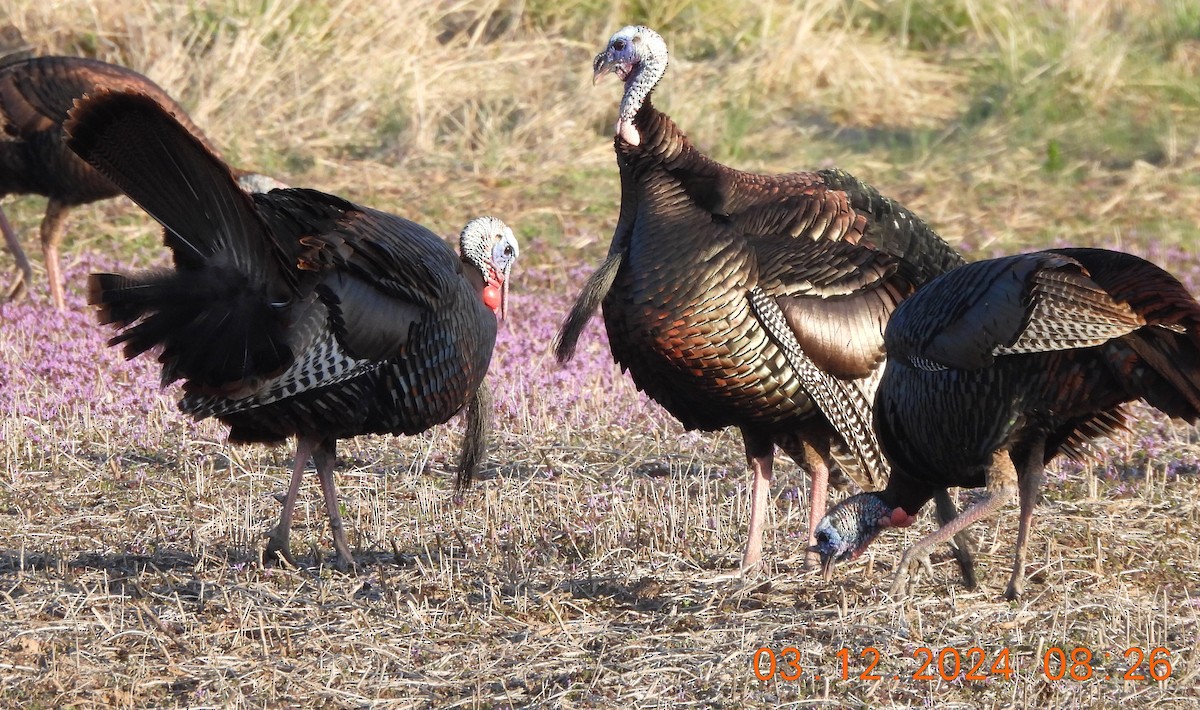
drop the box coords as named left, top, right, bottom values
left=2, top=0, right=1200, bottom=707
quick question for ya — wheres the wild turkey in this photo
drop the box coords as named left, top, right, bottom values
left=555, top=25, right=968, bottom=575
left=814, top=247, right=1200, bottom=599
left=66, top=89, right=519, bottom=571
left=0, top=54, right=281, bottom=310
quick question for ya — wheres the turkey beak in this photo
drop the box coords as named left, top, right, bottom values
left=497, top=260, right=513, bottom=321
left=593, top=51, right=615, bottom=85
left=818, top=550, right=836, bottom=582
left=499, top=276, right=509, bottom=321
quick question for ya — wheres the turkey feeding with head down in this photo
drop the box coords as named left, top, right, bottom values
left=556, top=25, right=970, bottom=577
left=67, top=89, right=518, bottom=572
left=814, top=248, right=1200, bottom=599
left=0, top=54, right=281, bottom=310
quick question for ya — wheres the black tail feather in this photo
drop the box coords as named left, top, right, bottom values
left=69, top=90, right=308, bottom=392
left=1125, top=329, right=1200, bottom=422
left=65, top=89, right=296, bottom=292
left=87, top=269, right=293, bottom=392
left=88, top=271, right=172, bottom=327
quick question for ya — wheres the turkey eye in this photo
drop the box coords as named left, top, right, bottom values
left=612, top=39, right=626, bottom=51
left=503, top=245, right=514, bottom=257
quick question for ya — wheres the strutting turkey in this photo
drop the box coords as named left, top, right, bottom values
left=0, top=54, right=282, bottom=310
left=66, top=89, right=519, bottom=572
left=555, top=25, right=968, bottom=576
left=814, top=248, right=1200, bottom=599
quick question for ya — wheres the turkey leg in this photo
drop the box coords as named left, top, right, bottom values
left=739, top=430, right=775, bottom=575
left=890, top=449, right=1018, bottom=598
left=265, top=436, right=315, bottom=568
left=1, top=206, right=31, bottom=302
left=1005, top=442, right=1047, bottom=600
left=791, top=436, right=832, bottom=572
left=313, top=439, right=355, bottom=572
left=932, top=489, right=979, bottom=589
left=41, top=199, right=69, bottom=311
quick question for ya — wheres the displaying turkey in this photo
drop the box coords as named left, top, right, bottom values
left=0, top=54, right=281, bottom=310
left=814, top=247, right=1200, bottom=599
left=555, top=25, right=968, bottom=576
left=66, top=89, right=519, bottom=571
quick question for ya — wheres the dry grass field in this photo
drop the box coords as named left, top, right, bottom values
left=3, top=0, right=1200, bottom=707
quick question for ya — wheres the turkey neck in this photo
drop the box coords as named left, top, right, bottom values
left=610, top=97, right=744, bottom=280
left=618, top=44, right=665, bottom=133
left=875, top=467, right=940, bottom=518
left=461, top=255, right=486, bottom=298
left=616, top=97, right=718, bottom=178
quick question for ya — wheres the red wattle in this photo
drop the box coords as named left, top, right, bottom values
left=483, top=284, right=502, bottom=313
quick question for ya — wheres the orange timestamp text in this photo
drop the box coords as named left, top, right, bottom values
left=752, top=646, right=1174, bottom=683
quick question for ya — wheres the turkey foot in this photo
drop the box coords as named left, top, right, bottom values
left=4, top=268, right=29, bottom=302
left=328, top=524, right=356, bottom=574
left=889, top=547, right=937, bottom=597
left=265, top=525, right=298, bottom=568
left=891, top=451, right=1018, bottom=598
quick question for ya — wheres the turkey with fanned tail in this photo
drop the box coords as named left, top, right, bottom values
left=814, top=248, right=1200, bottom=599
left=555, top=25, right=969, bottom=577
left=0, top=52, right=282, bottom=310
left=67, top=89, right=518, bottom=572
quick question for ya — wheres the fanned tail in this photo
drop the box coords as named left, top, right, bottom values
left=65, top=89, right=290, bottom=272
left=68, top=90, right=302, bottom=391
left=87, top=269, right=294, bottom=392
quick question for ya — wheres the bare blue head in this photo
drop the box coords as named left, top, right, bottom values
left=592, top=25, right=669, bottom=147
left=812, top=492, right=896, bottom=581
